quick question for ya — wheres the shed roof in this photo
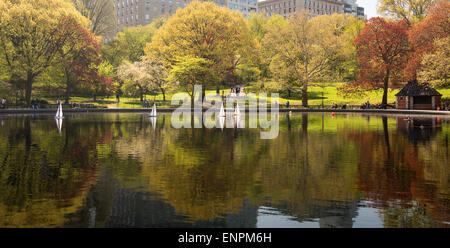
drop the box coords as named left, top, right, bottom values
left=395, top=80, right=442, bottom=96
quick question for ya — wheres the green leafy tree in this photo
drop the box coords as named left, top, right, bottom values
left=0, top=0, right=89, bottom=105
left=167, top=56, right=219, bottom=105
left=146, top=1, right=254, bottom=90
left=263, top=13, right=354, bottom=107
left=248, top=14, right=288, bottom=90
left=248, top=12, right=269, bottom=43
left=418, top=37, right=449, bottom=87
left=101, top=17, right=167, bottom=67
left=54, top=16, right=102, bottom=104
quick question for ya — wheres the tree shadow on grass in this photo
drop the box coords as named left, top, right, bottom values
left=280, top=91, right=325, bottom=100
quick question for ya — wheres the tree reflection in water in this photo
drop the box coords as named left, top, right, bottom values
left=0, top=113, right=448, bottom=227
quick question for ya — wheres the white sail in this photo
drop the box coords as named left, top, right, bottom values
left=219, top=102, right=225, bottom=117
left=150, top=104, right=157, bottom=117
left=55, top=103, right=63, bottom=119
left=55, top=104, right=59, bottom=118
left=59, top=103, right=63, bottom=118
left=219, top=116, right=225, bottom=130
left=234, top=103, right=240, bottom=116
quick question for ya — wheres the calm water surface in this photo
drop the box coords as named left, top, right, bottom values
left=0, top=113, right=448, bottom=228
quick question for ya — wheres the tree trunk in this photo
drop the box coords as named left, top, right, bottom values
left=25, top=72, right=33, bottom=107
left=197, top=86, right=205, bottom=103
left=302, top=81, right=308, bottom=107
left=382, top=69, right=390, bottom=106
left=65, top=86, right=70, bottom=104
left=65, top=69, right=71, bottom=104
left=161, top=88, right=166, bottom=102
left=202, top=87, right=206, bottom=101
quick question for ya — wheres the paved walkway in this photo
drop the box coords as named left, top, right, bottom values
left=1, top=108, right=449, bottom=115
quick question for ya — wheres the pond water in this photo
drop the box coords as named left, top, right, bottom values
left=0, top=113, right=448, bottom=228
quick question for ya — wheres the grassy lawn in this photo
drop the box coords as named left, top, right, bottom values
left=39, top=83, right=449, bottom=108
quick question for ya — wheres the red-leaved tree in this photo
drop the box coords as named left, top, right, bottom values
left=352, top=17, right=411, bottom=106
left=55, top=16, right=112, bottom=103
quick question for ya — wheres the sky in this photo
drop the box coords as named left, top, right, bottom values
left=357, top=0, right=379, bottom=19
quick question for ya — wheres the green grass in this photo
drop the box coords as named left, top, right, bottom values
left=39, top=83, right=450, bottom=108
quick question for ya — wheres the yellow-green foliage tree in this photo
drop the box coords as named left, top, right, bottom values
left=101, top=17, right=167, bottom=69
left=377, top=0, right=436, bottom=23
left=145, top=1, right=255, bottom=90
left=0, top=0, right=89, bottom=105
left=263, top=13, right=354, bottom=107
left=247, top=13, right=288, bottom=90
left=101, top=17, right=167, bottom=98
left=167, top=56, right=219, bottom=104
left=418, top=37, right=449, bottom=87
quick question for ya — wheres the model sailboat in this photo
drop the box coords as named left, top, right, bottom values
left=218, top=116, right=225, bottom=130
left=219, top=102, right=226, bottom=117
left=55, top=102, right=63, bottom=119
left=149, top=104, right=158, bottom=117
left=55, top=102, right=63, bottom=134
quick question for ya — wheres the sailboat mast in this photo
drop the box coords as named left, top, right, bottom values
left=56, top=103, right=60, bottom=118
left=220, top=102, right=225, bottom=117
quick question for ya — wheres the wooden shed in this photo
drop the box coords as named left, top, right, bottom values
left=395, top=80, right=442, bottom=110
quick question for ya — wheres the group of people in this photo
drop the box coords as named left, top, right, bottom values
left=360, top=101, right=371, bottom=109
left=1, top=98, right=6, bottom=109
left=331, top=103, right=348, bottom=109
left=142, top=99, right=155, bottom=108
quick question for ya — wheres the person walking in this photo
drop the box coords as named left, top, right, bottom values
left=1, top=98, right=5, bottom=109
